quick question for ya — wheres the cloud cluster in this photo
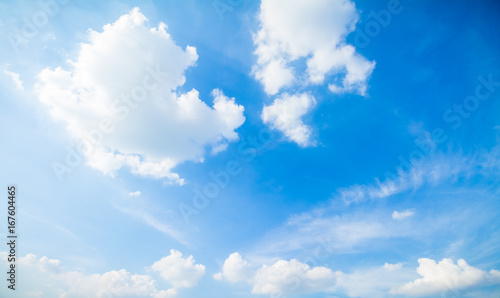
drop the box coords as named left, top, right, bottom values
left=253, top=0, right=374, bottom=96
left=214, top=253, right=339, bottom=295
left=254, top=0, right=375, bottom=146
left=0, top=250, right=205, bottom=297
left=252, top=259, right=338, bottom=295
left=390, top=258, right=500, bottom=296
left=215, top=253, right=500, bottom=297
left=36, top=8, right=245, bottom=184
left=150, top=249, right=206, bottom=289
left=261, top=93, right=316, bottom=147
left=212, top=252, right=253, bottom=283
left=4, top=70, right=24, bottom=90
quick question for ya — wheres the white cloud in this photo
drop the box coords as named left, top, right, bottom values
left=261, top=93, right=316, bottom=147
left=0, top=250, right=206, bottom=297
left=4, top=70, right=24, bottom=90
left=19, top=253, right=63, bottom=274
left=253, top=0, right=374, bottom=146
left=129, top=191, right=141, bottom=197
left=250, top=212, right=405, bottom=258
left=0, top=252, right=163, bottom=297
left=384, top=263, right=403, bottom=271
left=252, top=259, right=338, bottom=295
left=215, top=252, right=500, bottom=297
left=151, top=289, right=177, bottom=298
left=150, top=249, right=205, bottom=289
left=213, top=252, right=253, bottom=283
left=35, top=8, right=245, bottom=184
left=242, top=148, right=500, bottom=263
left=216, top=253, right=339, bottom=296
left=390, top=258, right=500, bottom=296
left=253, top=0, right=375, bottom=96
left=392, top=209, right=415, bottom=220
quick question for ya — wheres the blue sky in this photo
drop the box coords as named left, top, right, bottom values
left=0, top=0, right=500, bottom=297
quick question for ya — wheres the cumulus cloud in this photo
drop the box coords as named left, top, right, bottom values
left=0, top=250, right=205, bottom=297
left=61, top=269, right=158, bottom=298
left=36, top=8, right=245, bottom=184
left=0, top=252, right=157, bottom=297
left=19, top=253, right=63, bottom=274
left=390, top=258, right=500, bottom=296
left=129, top=191, right=141, bottom=197
left=150, top=249, right=205, bottom=289
left=252, top=259, right=338, bottom=295
left=215, top=252, right=500, bottom=297
left=253, top=0, right=374, bottom=146
left=384, top=263, right=403, bottom=271
left=261, top=93, right=316, bottom=147
left=392, top=209, right=415, bottom=220
left=253, top=0, right=374, bottom=96
left=215, top=253, right=338, bottom=296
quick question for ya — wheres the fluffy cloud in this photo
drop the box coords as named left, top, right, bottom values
left=390, top=258, right=500, bottom=296
left=60, top=269, right=158, bottom=298
left=213, top=252, right=253, bottom=283
left=253, top=0, right=374, bottom=146
left=215, top=253, right=338, bottom=296
left=261, top=93, right=316, bottom=147
left=215, top=253, right=500, bottom=297
left=150, top=249, right=205, bottom=289
left=1, top=252, right=158, bottom=297
left=19, top=253, right=63, bottom=274
left=0, top=250, right=205, bottom=297
left=392, top=209, right=415, bottom=220
left=36, top=8, right=245, bottom=184
left=253, top=0, right=374, bottom=96
left=252, top=259, right=338, bottom=295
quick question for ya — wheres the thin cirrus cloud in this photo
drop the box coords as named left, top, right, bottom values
left=35, top=7, right=245, bottom=184
left=335, top=147, right=500, bottom=205
left=254, top=0, right=375, bottom=146
left=245, top=149, right=500, bottom=260
left=3, top=70, right=24, bottom=90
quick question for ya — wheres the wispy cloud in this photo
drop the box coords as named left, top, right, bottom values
left=114, top=205, right=188, bottom=246
left=336, top=147, right=500, bottom=205
left=392, top=209, right=415, bottom=220
left=4, top=70, right=24, bottom=90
